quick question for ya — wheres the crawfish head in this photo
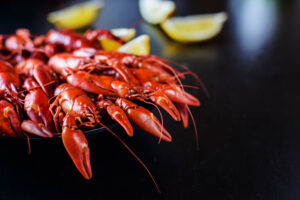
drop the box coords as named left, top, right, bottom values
left=53, top=83, right=99, bottom=127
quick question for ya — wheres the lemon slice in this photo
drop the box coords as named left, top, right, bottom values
left=47, top=1, right=105, bottom=29
left=139, top=0, right=176, bottom=24
left=118, top=35, right=150, bottom=55
left=111, top=28, right=136, bottom=42
left=161, top=12, right=228, bottom=42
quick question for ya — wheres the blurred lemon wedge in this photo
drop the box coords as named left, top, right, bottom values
left=47, top=1, right=104, bottom=29
left=118, top=35, right=150, bottom=55
left=161, top=12, right=228, bottom=42
left=111, top=28, right=136, bottom=42
left=99, top=38, right=123, bottom=51
left=139, top=0, right=176, bottom=24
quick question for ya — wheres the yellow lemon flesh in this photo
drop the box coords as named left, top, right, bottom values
left=47, top=1, right=104, bottom=29
left=99, top=38, right=122, bottom=51
left=139, top=0, right=176, bottom=25
left=161, top=12, right=228, bottom=42
left=111, top=28, right=136, bottom=42
left=118, top=35, right=150, bottom=55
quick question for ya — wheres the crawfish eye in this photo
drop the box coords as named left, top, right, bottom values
left=129, top=89, right=136, bottom=95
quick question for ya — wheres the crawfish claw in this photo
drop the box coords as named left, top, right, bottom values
left=21, top=120, right=53, bottom=138
left=164, top=86, right=200, bottom=107
left=106, top=105, right=134, bottom=137
left=116, top=98, right=172, bottom=142
left=149, top=92, right=181, bottom=121
left=62, top=114, right=92, bottom=179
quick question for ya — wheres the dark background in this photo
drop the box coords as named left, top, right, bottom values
left=0, top=0, right=299, bottom=199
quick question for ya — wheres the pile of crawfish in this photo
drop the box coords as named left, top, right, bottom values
left=0, top=28, right=200, bottom=182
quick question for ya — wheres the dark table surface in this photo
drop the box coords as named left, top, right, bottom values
left=0, top=0, right=299, bottom=199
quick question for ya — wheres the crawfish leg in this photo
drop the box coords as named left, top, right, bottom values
left=53, top=106, right=62, bottom=133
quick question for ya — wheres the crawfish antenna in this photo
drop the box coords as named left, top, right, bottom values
left=187, top=106, right=199, bottom=151
left=130, top=18, right=144, bottom=29
left=24, top=133, right=32, bottom=154
left=163, top=59, right=210, bottom=97
left=99, top=121, right=161, bottom=193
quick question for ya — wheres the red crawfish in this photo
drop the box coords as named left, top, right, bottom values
left=50, top=83, right=99, bottom=179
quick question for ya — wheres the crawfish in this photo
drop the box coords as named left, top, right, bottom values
left=50, top=83, right=99, bottom=179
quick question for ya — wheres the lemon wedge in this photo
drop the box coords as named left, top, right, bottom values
left=47, top=1, right=104, bottom=29
left=99, top=38, right=122, bottom=51
left=139, top=0, right=176, bottom=24
left=161, top=12, right=228, bottom=42
left=111, top=28, right=136, bottom=42
left=118, top=35, right=150, bottom=55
